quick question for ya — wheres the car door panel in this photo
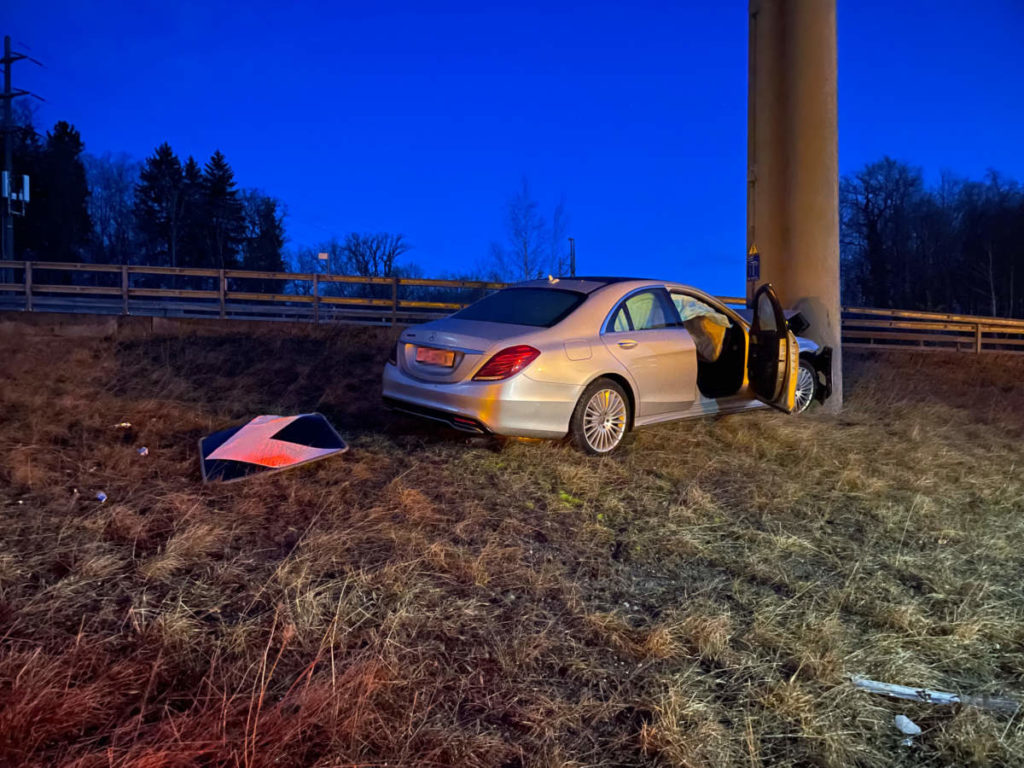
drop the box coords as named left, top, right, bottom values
left=747, top=283, right=798, bottom=412
left=602, top=289, right=697, bottom=416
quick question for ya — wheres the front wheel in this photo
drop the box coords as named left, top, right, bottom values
left=570, top=378, right=631, bottom=455
left=793, top=358, right=818, bottom=414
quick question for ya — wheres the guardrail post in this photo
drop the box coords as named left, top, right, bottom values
left=218, top=269, right=226, bottom=319
left=975, top=323, right=982, bottom=354
left=121, top=265, right=129, bottom=315
left=312, top=274, right=320, bottom=324
left=391, top=276, right=399, bottom=327
left=24, top=261, right=32, bottom=312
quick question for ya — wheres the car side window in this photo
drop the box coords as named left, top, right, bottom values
left=610, top=306, right=631, bottom=332
left=623, top=290, right=672, bottom=331
left=671, top=293, right=732, bottom=328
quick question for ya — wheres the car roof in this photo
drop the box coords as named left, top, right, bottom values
left=509, top=277, right=743, bottom=311
left=515, top=276, right=660, bottom=294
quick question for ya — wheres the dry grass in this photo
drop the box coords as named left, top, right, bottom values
left=1, top=323, right=1023, bottom=767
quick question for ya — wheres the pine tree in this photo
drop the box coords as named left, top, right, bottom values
left=201, top=150, right=245, bottom=269
left=178, top=156, right=205, bottom=267
left=241, top=192, right=286, bottom=273
left=23, top=122, right=93, bottom=263
left=133, top=143, right=184, bottom=267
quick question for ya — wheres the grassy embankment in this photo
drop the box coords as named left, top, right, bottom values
left=1, top=324, right=1023, bottom=767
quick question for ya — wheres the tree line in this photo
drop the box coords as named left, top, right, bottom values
left=9, top=108, right=286, bottom=275
left=6, top=110, right=431, bottom=284
left=17, top=105, right=1021, bottom=318
left=6, top=108, right=572, bottom=288
left=841, top=157, right=1024, bottom=318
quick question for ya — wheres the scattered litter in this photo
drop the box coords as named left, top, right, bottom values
left=894, top=715, right=921, bottom=747
left=137, top=446, right=149, bottom=456
left=112, top=422, right=132, bottom=429
left=199, top=413, right=348, bottom=483
left=96, top=491, right=108, bottom=503
left=851, top=675, right=1020, bottom=715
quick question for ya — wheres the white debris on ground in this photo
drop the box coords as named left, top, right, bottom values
left=894, top=714, right=922, bottom=747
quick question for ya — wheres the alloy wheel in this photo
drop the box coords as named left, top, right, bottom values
left=582, top=388, right=627, bottom=453
left=794, top=362, right=816, bottom=413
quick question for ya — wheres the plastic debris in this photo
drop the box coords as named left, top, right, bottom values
left=137, top=446, right=149, bottom=456
left=851, top=675, right=1019, bottom=715
left=96, top=491, right=108, bottom=503
left=894, top=715, right=921, bottom=747
left=113, top=422, right=132, bottom=429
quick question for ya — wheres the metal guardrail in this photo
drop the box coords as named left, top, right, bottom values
left=0, top=260, right=747, bottom=326
left=2, top=260, right=1023, bottom=353
left=0, top=261, right=508, bottom=326
left=842, top=307, right=1024, bottom=354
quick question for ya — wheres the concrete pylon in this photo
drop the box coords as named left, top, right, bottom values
left=747, top=0, right=842, bottom=410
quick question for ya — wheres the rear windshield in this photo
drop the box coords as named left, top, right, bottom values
left=453, top=287, right=585, bottom=327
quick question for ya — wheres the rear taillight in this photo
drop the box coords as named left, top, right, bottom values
left=472, top=345, right=540, bottom=381
left=387, top=342, right=399, bottom=365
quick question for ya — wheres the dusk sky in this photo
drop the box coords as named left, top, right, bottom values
left=5, top=0, right=1024, bottom=295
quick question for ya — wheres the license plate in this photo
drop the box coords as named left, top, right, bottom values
left=415, top=346, right=455, bottom=367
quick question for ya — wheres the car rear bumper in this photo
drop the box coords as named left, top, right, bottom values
left=382, top=363, right=580, bottom=439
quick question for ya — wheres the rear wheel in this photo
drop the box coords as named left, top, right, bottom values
left=570, top=378, right=630, bottom=455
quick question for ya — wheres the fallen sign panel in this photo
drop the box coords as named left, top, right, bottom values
left=200, top=413, right=348, bottom=483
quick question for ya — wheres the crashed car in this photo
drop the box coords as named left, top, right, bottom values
left=735, top=306, right=831, bottom=415
left=383, top=277, right=832, bottom=454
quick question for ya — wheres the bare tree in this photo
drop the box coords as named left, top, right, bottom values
left=840, top=157, right=925, bottom=308
left=490, top=178, right=570, bottom=281
left=841, top=158, right=1024, bottom=317
left=85, top=152, right=142, bottom=264
left=289, top=234, right=410, bottom=298
left=549, top=196, right=570, bottom=275
left=289, top=238, right=344, bottom=295
left=342, top=232, right=410, bottom=277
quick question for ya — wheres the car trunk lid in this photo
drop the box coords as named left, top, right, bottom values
left=398, top=319, right=530, bottom=383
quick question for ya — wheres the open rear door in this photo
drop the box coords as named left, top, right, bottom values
left=747, top=284, right=799, bottom=413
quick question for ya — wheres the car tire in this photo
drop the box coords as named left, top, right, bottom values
left=794, top=357, right=818, bottom=414
left=570, top=378, right=631, bottom=455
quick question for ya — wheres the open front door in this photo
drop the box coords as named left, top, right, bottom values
left=747, top=284, right=799, bottom=413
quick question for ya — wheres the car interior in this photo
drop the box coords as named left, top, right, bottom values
left=671, top=293, right=747, bottom=399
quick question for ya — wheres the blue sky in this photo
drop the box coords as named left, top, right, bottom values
left=5, top=0, right=1024, bottom=295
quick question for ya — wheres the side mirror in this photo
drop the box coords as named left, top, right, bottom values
left=787, top=312, right=810, bottom=335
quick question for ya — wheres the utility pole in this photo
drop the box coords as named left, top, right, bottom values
left=568, top=237, right=575, bottom=277
left=747, top=0, right=841, bottom=410
left=1, top=35, right=41, bottom=263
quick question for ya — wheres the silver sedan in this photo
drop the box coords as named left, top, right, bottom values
left=382, top=278, right=832, bottom=454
